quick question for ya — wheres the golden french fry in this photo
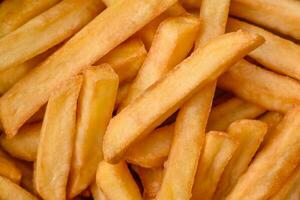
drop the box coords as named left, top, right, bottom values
left=218, top=59, right=300, bottom=112
left=125, top=124, right=174, bottom=168
left=227, top=18, right=300, bottom=82
left=115, top=82, right=131, bottom=109
left=0, top=175, right=38, bottom=200
left=90, top=181, right=108, bottom=200
left=0, top=123, right=40, bottom=162
left=230, top=0, right=300, bottom=40
left=191, top=131, right=238, bottom=200
left=103, top=31, right=264, bottom=163
left=213, top=120, right=267, bottom=199
left=0, top=0, right=177, bottom=137
left=35, top=76, right=82, bottom=200
left=0, top=149, right=22, bottom=184
left=207, top=97, right=266, bottom=131
left=120, top=15, right=200, bottom=110
left=226, top=107, right=300, bottom=200
left=96, top=161, right=143, bottom=200
left=0, top=0, right=61, bottom=38
left=96, top=39, right=147, bottom=84
left=68, top=65, right=119, bottom=198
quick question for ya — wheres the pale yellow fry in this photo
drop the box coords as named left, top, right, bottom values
left=96, top=161, right=142, bottom=200
left=125, top=124, right=174, bottom=168
left=191, top=131, right=238, bottom=200
left=115, top=82, right=131, bottom=110
left=227, top=18, right=300, bottom=82
left=230, top=0, right=300, bottom=40
left=0, top=123, right=40, bottom=162
left=226, top=107, right=300, bottom=200
left=207, top=97, right=266, bottom=131
left=213, top=120, right=267, bottom=200
left=35, top=76, right=82, bottom=200
left=103, top=31, right=264, bottom=163
left=68, top=65, right=119, bottom=198
left=0, top=149, right=22, bottom=184
left=0, top=0, right=61, bottom=38
left=218, top=59, right=300, bottom=112
left=90, top=181, right=108, bottom=200
left=0, top=0, right=176, bottom=137
left=0, top=175, right=38, bottom=200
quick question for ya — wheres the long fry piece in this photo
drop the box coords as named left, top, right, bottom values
left=0, top=0, right=177, bottom=137
left=35, top=76, right=82, bottom=200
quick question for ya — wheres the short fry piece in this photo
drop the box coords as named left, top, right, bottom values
left=90, top=182, right=108, bottom=200
left=35, top=76, right=82, bottom=200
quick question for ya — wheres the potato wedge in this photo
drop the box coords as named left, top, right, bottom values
left=35, top=76, right=82, bottom=200
left=68, top=65, right=119, bottom=198
left=115, top=82, right=131, bottom=109
left=103, top=31, right=264, bottom=163
left=191, top=131, right=238, bottom=200
left=207, top=97, right=266, bottom=131
left=0, top=0, right=176, bottom=137
left=90, top=182, right=108, bottom=200
left=218, top=59, right=300, bottom=112
left=226, top=107, right=300, bottom=200
left=213, top=120, right=267, bottom=199
left=96, top=161, right=142, bottom=200
left=0, top=148, right=22, bottom=184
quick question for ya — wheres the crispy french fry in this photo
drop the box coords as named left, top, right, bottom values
left=115, top=82, right=131, bottom=109
left=226, top=107, right=300, bottom=200
left=191, top=131, right=238, bottom=200
left=0, top=0, right=61, bottom=38
left=90, top=182, right=108, bottom=200
left=68, top=65, right=119, bottom=198
left=230, top=0, right=300, bottom=40
left=227, top=18, right=300, bottom=82
left=125, top=124, right=174, bottom=168
left=0, top=0, right=177, bottom=137
left=218, top=59, right=300, bottom=112
left=0, top=123, right=40, bottom=162
left=0, top=175, right=38, bottom=200
left=96, top=161, right=142, bottom=200
left=35, top=76, right=82, bottom=200
left=213, top=120, right=267, bottom=199
left=103, top=31, right=264, bottom=163
left=0, top=149, right=22, bottom=184
left=120, top=15, right=200, bottom=110
left=207, top=97, right=266, bottom=131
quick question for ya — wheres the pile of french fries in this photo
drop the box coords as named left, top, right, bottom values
left=0, top=0, right=300, bottom=199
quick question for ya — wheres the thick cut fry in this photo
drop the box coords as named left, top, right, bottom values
left=125, top=124, right=174, bottom=168
left=213, top=120, right=267, bottom=200
left=0, top=0, right=177, bottom=137
left=230, top=0, right=300, bottom=40
left=96, top=161, right=142, bottom=200
left=103, top=31, right=264, bottom=163
left=0, top=150, right=22, bottom=184
left=120, top=16, right=200, bottom=110
left=115, top=82, right=131, bottom=109
left=68, top=65, right=119, bottom=198
left=218, top=59, right=300, bottom=112
left=0, top=176, right=38, bottom=200
left=96, top=39, right=147, bottom=84
left=90, top=182, right=108, bottom=200
left=227, top=18, right=300, bottom=82
left=226, top=107, right=300, bottom=200
left=0, top=0, right=61, bottom=38
left=191, top=131, right=238, bottom=200
left=207, top=97, right=266, bottom=131
left=35, top=76, right=82, bottom=200
left=0, top=123, right=40, bottom=162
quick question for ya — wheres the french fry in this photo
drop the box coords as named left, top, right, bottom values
left=103, top=31, right=264, bottom=163
left=15, top=161, right=35, bottom=195
left=191, top=131, right=238, bottom=200
left=68, top=65, right=119, bottom=198
left=125, top=124, right=174, bottom=168
left=0, top=123, right=40, bottom=162
left=90, top=182, right=108, bottom=200
left=227, top=18, right=300, bottom=82
left=218, top=59, right=300, bottom=112
left=115, top=82, right=131, bottom=109
left=226, top=107, right=300, bottom=200
left=0, top=148, right=22, bottom=184
left=35, top=76, right=82, bottom=200
left=0, top=175, right=38, bottom=200
left=207, top=97, right=266, bottom=131
left=0, top=0, right=61, bottom=38
left=230, top=0, right=300, bottom=40
left=0, top=0, right=177, bottom=137
left=213, top=120, right=267, bottom=199
left=120, top=15, right=200, bottom=110
left=96, top=161, right=143, bottom=200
